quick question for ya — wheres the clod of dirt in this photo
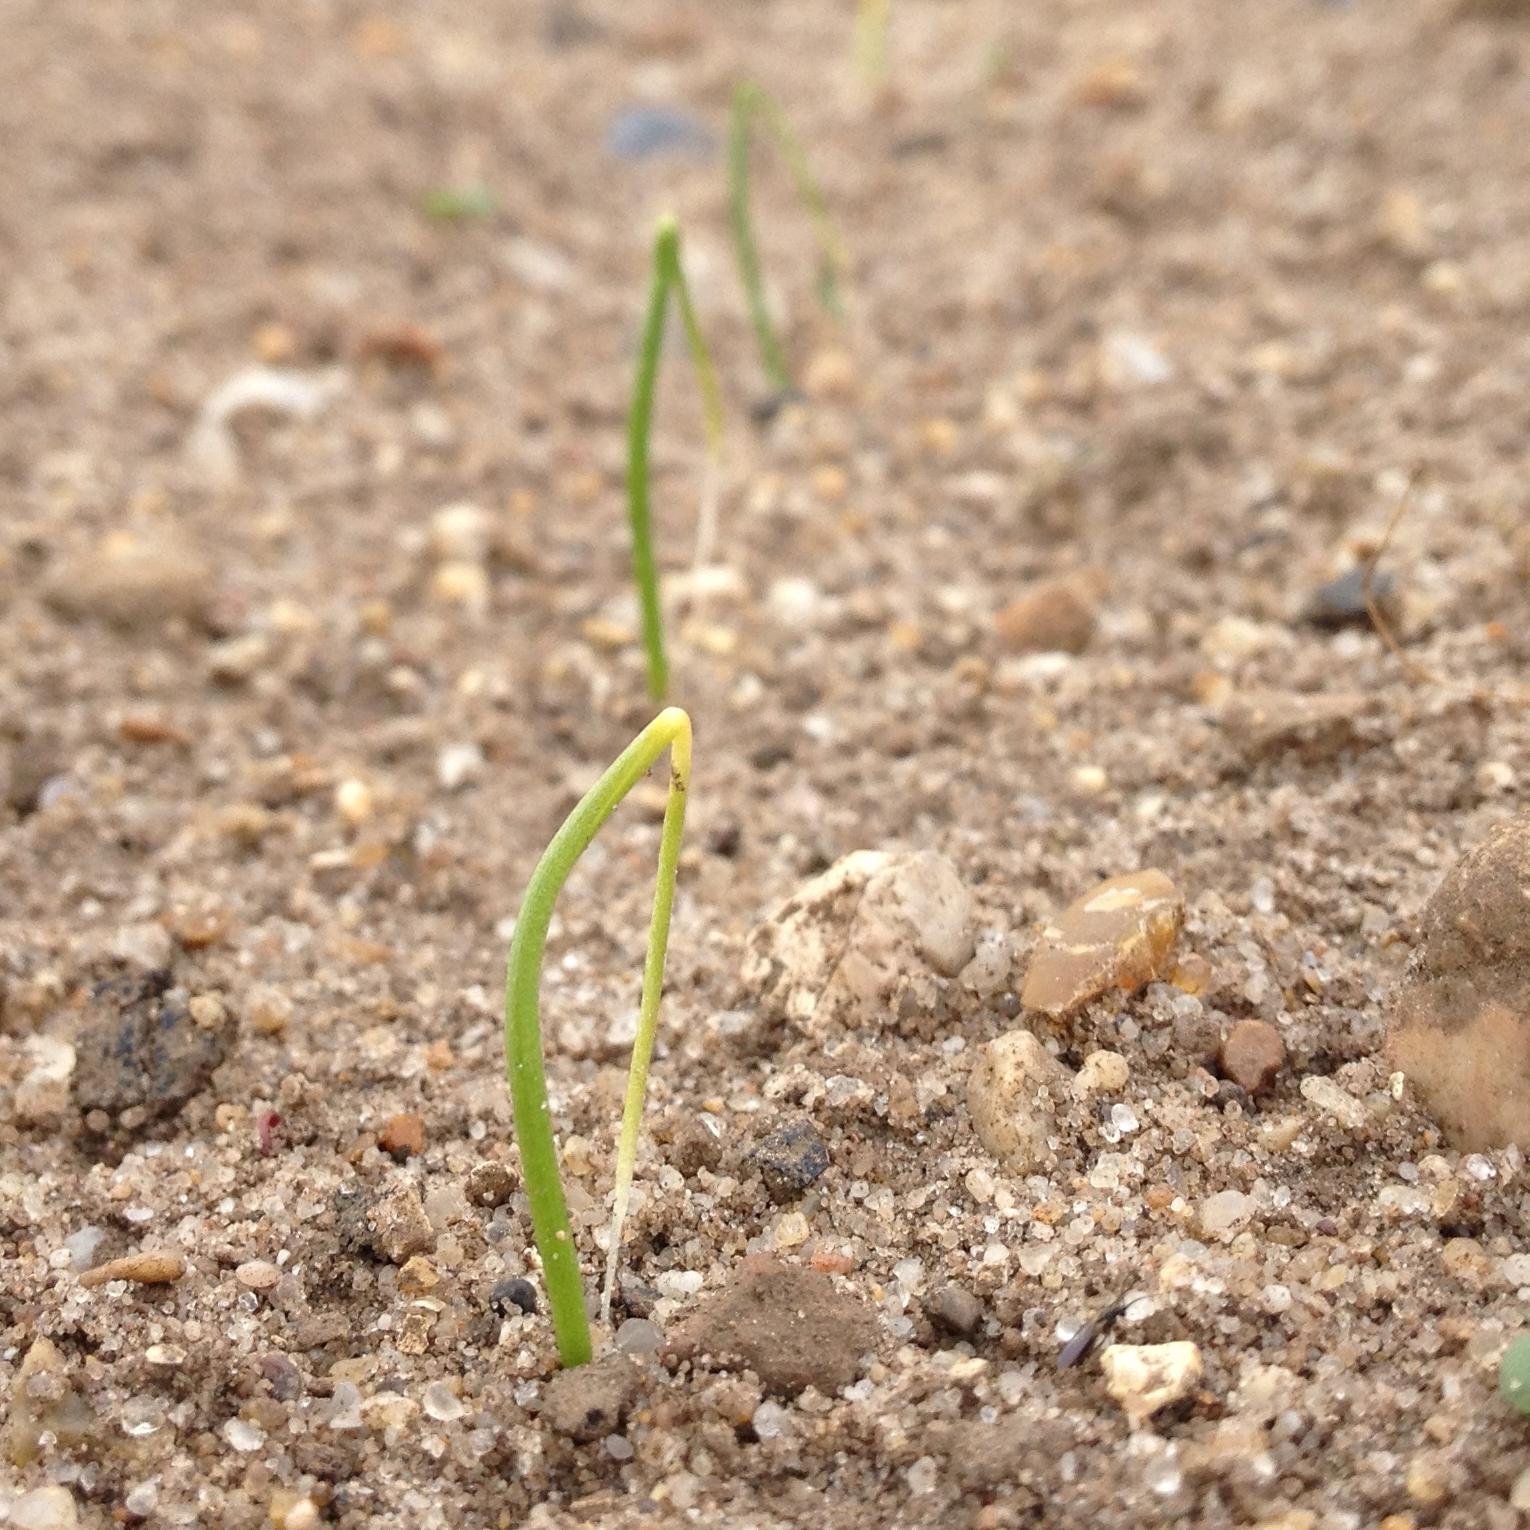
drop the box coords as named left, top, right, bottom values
left=994, top=575, right=1100, bottom=654
left=1390, top=813, right=1530, bottom=1148
left=539, top=1350, right=644, bottom=1442
left=742, top=850, right=975, bottom=1031
left=1100, top=1341, right=1203, bottom=1427
left=967, top=1029, right=1070, bottom=1172
left=1218, top=1020, right=1285, bottom=1095
left=4, top=729, right=65, bottom=815
left=665, top=1253, right=879, bottom=1396
left=749, top=1117, right=829, bottom=1201
left=1021, top=870, right=1184, bottom=1020
left=14, top=1036, right=75, bottom=1126
left=1220, top=690, right=1376, bottom=765
left=71, top=969, right=230, bottom=1125
left=334, top=1178, right=435, bottom=1264
left=45, top=530, right=213, bottom=630
left=464, top=1161, right=517, bottom=1208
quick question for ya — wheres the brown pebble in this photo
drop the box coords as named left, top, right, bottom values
left=994, top=577, right=1099, bottom=655
left=378, top=1112, right=426, bottom=1161
left=1219, top=1020, right=1285, bottom=1094
left=1021, top=869, right=1185, bottom=1020
left=79, top=1252, right=185, bottom=1289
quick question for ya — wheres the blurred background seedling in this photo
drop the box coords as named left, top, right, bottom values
left=628, top=217, right=725, bottom=700
left=503, top=708, right=692, bottom=1369
left=421, top=182, right=497, bottom=222
left=728, top=81, right=848, bottom=396
left=854, top=0, right=891, bottom=95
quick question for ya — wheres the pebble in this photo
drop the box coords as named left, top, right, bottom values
left=540, top=1351, right=644, bottom=1441
left=1221, top=690, right=1373, bottom=765
left=925, top=1283, right=984, bottom=1336
left=378, top=1112, right=426, bottom=1160
left=742, top=850, right=976, bottom=1031
left=1390, top=814, right=1530, bottom=1148
left=6, top=1486, right=79, bottom=1530
left=489, top=1277, right=538, bottom=1315
left=605, top=104, right=713, bottom=161
left=1073, top=1049, right=1130, bottom=1097
left=72, top=969, right=231, bottom=1125
left=1299, top=1075, right=1368, bottom=1132
left=665, top=1253, right=879, bottom=1396
left=1303, top=566, right=1396, bottom=628
left=751, top=1118, right=830, bottom=1201
left=430, top=502, right=494, bottom=563
left=1219, top=1020, right=1285, bottom=1094
left=78, top=1252, right=186, bottom=1289
left=235, top=1259, right=282, bottom=1292
left=1021, top=870, right=1184, bottom=1020
left=45, top=530, right=213, bottom=630
left=967, top=1029, right=1069, bottom=1173
left=994, top=576, right=1099, bottom=655
left=1100, top=1341, right=1203, bottom=1427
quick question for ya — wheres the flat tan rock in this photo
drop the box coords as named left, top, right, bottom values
left=1022, top=870, right=1185, bottom=1019
left=1390, top=813, right=1530, bottom=1149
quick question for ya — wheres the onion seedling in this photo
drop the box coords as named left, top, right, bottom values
left=504, top=707, right=692, bottom=1368
left=628, top=217, right=724, bottom=701
left=728, top=81, right=848, bottom=395
left=854, top=0, right=891, bottom=93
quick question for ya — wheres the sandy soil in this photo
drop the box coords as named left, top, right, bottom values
left=5, top=1, right=1530, bottom=1526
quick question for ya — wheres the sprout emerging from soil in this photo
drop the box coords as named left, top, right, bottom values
left=628, top=217, right=724, bottom=701
left=728, top=82, right=848, bottom=395
left=1502, top=1335, right=1530, bottom=1416
left=504, top=707, right=692, bottom=1368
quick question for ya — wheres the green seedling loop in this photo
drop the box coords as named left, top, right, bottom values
left=728, top=81, right=849, bottom=394
left=628, top=217, right=724, bottom=702
left=504, top=707, right=693, bottom=1368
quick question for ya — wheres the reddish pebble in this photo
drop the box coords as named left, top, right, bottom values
left=378, top=1112, right=426, bottom=1160
left=1219, top=1020, right=1285, bottom=1095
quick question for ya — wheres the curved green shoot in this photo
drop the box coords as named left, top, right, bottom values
left=504, top=707, right=692, bottom=1368
left=629, top=218, right=724, bottom=701
left=728, top=81, right=848, bottom=394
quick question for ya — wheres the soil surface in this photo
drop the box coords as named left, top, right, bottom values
left=5, top=1, right=1530, bottom=1526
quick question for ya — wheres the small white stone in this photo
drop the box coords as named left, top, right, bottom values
left=967, top=1029, right=1070, bottom=1173
left=223, top=1417, right=266, bottom=1452
left=1101, top=1341, right=1203, bottom=1427
left=110, top=921, right=174, bottom=971
left=1300, top=1075, right=1368, bottom=1131
left=1073, top=1050, right=1130, bottom=1097
left=1199, top=1190, right=1256, bottom=1240
left=7, top=1486, right=80, bottom=1530
left=430, top=502, right=494, bottom=563
left=437, top=742, right=485, bottom=791
left=335, top=777, right=374, bottom=825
